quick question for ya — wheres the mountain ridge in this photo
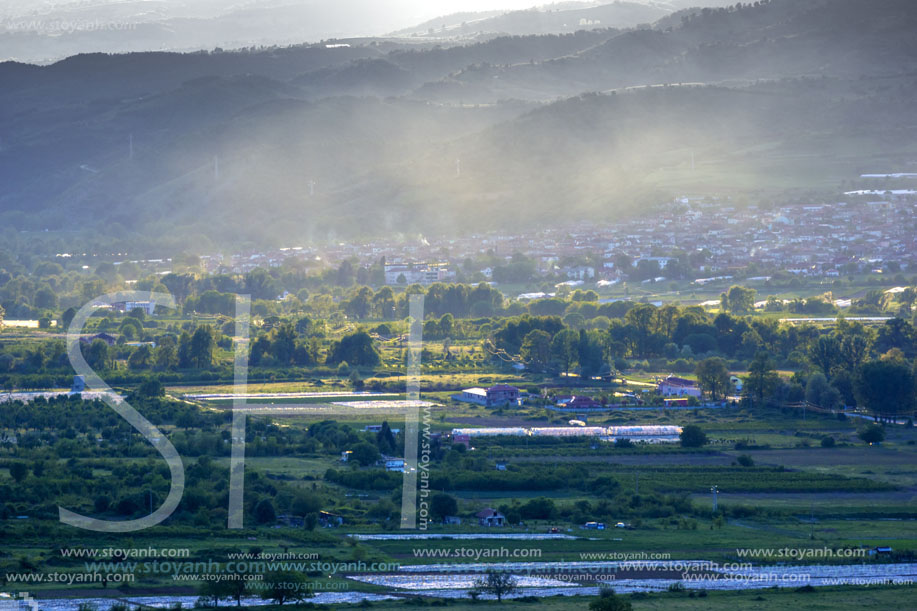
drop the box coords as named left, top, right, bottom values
left=2, top=0, right=915, bottom=246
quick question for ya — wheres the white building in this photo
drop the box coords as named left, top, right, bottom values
left=384, top=263, right=451, bottom=285
left=113, top=301, right=157, bottom=316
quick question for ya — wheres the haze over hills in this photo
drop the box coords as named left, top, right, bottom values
left=0, top=0, right=430, bottom=63
left=1, top=0, right=916, bottom=250
left=0, top=0, right=733, bottom=64
left=387, top=1, right=671, bottom=38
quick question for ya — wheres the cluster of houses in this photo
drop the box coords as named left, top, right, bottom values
left=76, top=189, right=917, bottom=303
left=203, top=194, right=917, bottom=289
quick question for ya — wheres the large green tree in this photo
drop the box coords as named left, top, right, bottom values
left=724, top=285, right=756, bottom=315
left=520, top=329, right=552, bottom=371
left=577, top=329, right=605, bottom=379
left=809, top=335, right=841, bottom=377
left=199, top=574, right=249, bottom=607
left=551, top=328, right=578, bottom=375
left=695, top=357, right=731, bottom=400
left=350, top=441, right=381, bottom=466
left=84, top=339, right=111, bottom=370
left=431, top=492, right=458, bottom=522
left=680, top=424, right=707, bottom=448
left=744, top=351, right=779, bottom=406
left=858, top=423, right=886, bottom=444
left=328, top=331, right=380, bottom=367
left=855, top=359, right=916, bottom=421
left=345, top=286, right=374, bottom=320
left=189, top=325, right=215, bottom=369
left=270, top=323, right=297, bottom=365
left=472, top=570, right=518, bottom=602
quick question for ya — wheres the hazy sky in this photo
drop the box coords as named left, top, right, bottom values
left=411, top=1, right=556, bottom=11
left=0, top=1, right=586, bottom=31
left=0, top=1, right=615, bottom=61
left=0, top=0, right=557, bottom=16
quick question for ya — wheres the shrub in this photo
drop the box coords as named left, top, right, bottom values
left=680, top=425, right=707, bottom=448
left=858, top=423, right=885, bottom=444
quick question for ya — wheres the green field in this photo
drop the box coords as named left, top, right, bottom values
left=351, top=586, right=917, bottom=611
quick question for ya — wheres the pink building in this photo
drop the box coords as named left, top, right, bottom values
left=657, top=375, right=702, bottom=398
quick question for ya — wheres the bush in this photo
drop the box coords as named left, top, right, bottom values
left=821, top=436, right=835, bottom=448
left=350, top=441, right=381, bottom=466
left=590, top=587, right=633, bottom=611
left=137, top=379, right=165, bottom=397
left=736, top=454, right=754, bottom=467
left=858, top=423, right=885, bottom=444
left=680, top=425, right=707, bottom=448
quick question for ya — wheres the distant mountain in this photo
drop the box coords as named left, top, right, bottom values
left=0, top=1, right=768, bottom=64
left=0, top=0, right=432, bottom=63
left=388, top=2, right=670, bottom=38
left=410, top=0, right=917, bottom=102
left=1, top=0, right=915, bottom=246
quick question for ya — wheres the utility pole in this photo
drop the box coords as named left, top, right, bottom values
left=711, top=485, right=718, bottom=513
